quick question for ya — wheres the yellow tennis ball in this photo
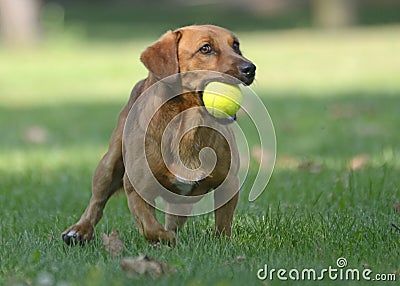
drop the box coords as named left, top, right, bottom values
left=203, top=82, right=242, bottom=118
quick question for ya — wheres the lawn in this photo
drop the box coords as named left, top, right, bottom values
left=0, top=6, right=400, bottom=285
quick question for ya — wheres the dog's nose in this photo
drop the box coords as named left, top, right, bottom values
left=240, top=62, right=256, bottom=82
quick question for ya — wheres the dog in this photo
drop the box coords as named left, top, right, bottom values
left=62, top=25, right=256, bottom=245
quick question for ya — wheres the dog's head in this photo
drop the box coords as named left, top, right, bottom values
left=140, top=25, right=256, bottom=89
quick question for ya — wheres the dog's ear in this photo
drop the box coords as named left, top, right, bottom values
left=140, top=30, right=182, bottom=80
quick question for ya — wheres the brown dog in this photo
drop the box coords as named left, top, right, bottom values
left=62, top=25, right=256, bottom=245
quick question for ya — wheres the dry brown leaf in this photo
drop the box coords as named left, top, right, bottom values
left=153, top=241, right=172, bottom=250
left=298, top=161, right=323, bottom=174
left=348, top=154, right=369, bottom=170
left=251, top=145, right=263, bottom=163
left=23, top=126, right=49, bottom=144
left=251, top=146, right=274, bottom=168
left=120, top=255, right=176, bottom=278
left=276, top=155, right=300, bottom=170
left=328, top=104, right=375, bottom=120
left=394, top=203, right=400, bottom=212
left=224, top=255, right=246, bottom=266
left=101, top=230, right=125, bottom=258
left=328, top=104, right=358, bottom=119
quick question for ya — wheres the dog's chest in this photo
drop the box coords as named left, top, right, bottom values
left=160, top=125, right=233, bottom=196
left=169, top=176, right=196, bottom=195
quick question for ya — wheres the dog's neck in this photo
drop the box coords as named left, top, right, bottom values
left=168, top=102, right=216, bottom=182
left=163, top=91, right=206, bottom=168
left=143, top=74, right=223, bottom=182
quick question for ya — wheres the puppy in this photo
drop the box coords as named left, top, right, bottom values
left=62, top=25, right=256, bottom=245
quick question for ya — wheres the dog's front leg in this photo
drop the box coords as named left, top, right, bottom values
left=123, top=174, right=176, bottom=244
left=164, top=202, right=193, bottom=233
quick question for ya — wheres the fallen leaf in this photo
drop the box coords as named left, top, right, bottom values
left=348, top=154, right=369, bottom=170
left=102, top=230, right=125, bottom=258
left=224, top=255, right=246, bottom=265
left=298, top=161, right=323, bottom=174
left=251, top=146, right=275, bottom=171
left=276, top=155, right=300, bottom=170
left=120, top=255, right=176, bottom=278
left=361, top=263, right=370, bottom=269
left=23, top=126, right=49, bottom=144
left=394, top=203, right=400, bottom=212
left=153, top=241, right=172, bottom=250
left=328, top=104, right=358, bottom=119
left=251, top=146, right=263, bottom=163
left=328, top=103, right=376, bottom=120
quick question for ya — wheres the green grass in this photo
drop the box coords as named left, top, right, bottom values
left=1, top=13, right=400, bottom=286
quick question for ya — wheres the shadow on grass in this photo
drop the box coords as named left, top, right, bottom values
left=2, top=89, right=398, bottom=235
left=1, top=89, right=399, bottom=214
left=1, top=90, right=399, bottom=159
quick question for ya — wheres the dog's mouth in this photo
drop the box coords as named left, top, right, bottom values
left=200, top=76, right=243, bottom=91
left=221, top=114, right=237, bottom=123
left=202, top=108, right=237, bottom=124
left=197, top=76, right=246, bottom=123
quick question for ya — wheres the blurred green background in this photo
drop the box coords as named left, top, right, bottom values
left=1, top=0, right=399, bottom=160
left=1, top=0, right=400, bottom=285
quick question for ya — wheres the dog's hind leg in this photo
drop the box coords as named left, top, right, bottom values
left=61, top=80, right=147, bottom=246
left=62, top=154, right=125, bottom=245
left=214, top=176, right=240, bottom=237
left=62, top=108, right=128, bottom=245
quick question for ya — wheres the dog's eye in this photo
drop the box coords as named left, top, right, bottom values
left=233, top=41, right=240, bottom=53
left=199, top=44, right=213, bottom=54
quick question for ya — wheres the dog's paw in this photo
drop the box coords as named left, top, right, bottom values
left=62, top=222, right=94, bottom=246
left=144, top=229, right=176, bottom=246
left=161, top=230, right=176, bottom=246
